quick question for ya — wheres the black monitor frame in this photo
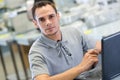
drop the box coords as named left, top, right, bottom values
left=102, top=31, right=120, bottom=80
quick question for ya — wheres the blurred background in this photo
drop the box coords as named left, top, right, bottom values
left=0, top=0, right=120, bottom=80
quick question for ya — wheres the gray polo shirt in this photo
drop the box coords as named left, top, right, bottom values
left=28, top=27, right=97, bottom=79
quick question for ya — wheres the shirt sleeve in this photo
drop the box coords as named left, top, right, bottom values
left=28, top=46, right=49, bottom=79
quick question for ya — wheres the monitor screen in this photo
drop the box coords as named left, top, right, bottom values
left=102, top=31, right=120, bottom=80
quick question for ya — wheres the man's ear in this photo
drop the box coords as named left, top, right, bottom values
left=32, top=20, right=39, bottom=28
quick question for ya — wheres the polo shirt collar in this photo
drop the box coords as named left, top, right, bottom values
left=40, top=33, right=68, bottom=48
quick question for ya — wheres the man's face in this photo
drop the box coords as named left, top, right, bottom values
left=34, top=4, right=60, bottom=36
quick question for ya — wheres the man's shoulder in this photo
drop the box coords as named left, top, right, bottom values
left=29, top=38, right=47, bottom=55
left=31, top=37, right=45, bottom=47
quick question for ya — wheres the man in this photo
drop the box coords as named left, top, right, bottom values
left=28, top=1, right=101, bottom=80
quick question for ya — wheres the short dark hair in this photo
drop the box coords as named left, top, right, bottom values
left=34, top=0, right=54, bottom=4
left=32, top=1, right=57, bottom=20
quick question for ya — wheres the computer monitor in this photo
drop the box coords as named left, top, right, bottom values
left=102, top=31, right=120, bottom=80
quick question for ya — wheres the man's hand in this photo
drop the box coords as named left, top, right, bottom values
left=78, top=49, right=99, bottom=72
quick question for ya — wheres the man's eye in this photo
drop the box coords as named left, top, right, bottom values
left=39, top=18, right=45, bottom=22
left=49, top=15, right=55, bottom=19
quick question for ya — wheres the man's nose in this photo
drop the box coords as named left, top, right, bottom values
left=45, top=19, right=51, bottom=26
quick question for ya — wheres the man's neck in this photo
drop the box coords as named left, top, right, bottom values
left=45, top=31, right=62, bottom=41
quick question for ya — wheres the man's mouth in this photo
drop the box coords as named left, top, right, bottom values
left=46, top=27, right=55, bottom=30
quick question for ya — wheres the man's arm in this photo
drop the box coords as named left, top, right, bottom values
left=35, top=66, right=83, bottom=80
left=35, top=49, right=99, bottom=80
